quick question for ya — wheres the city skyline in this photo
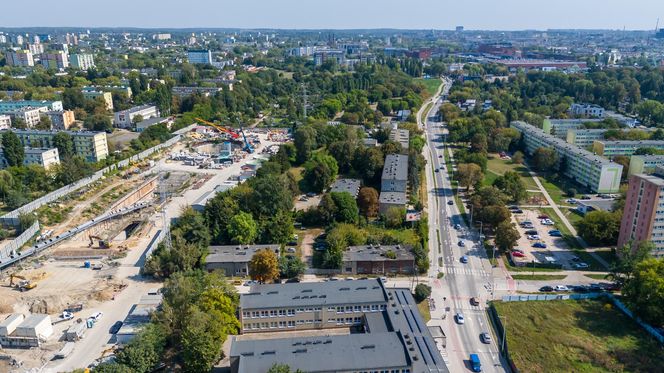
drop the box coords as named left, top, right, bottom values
left=1, top=0, right=663, bottom=30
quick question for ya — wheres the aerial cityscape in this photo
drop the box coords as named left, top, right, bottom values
left=0, top=1, right=663, bottom=372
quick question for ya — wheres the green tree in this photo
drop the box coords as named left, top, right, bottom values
left=576, top=210, right=621, bottom=246
left=62, top=87, right=86, bottom=110
left=492, top=171, right=527, bottom=203
left=132, top=114, right=144, bottom=124
left=248, top=174, right=294, bottom=218
left=52, top=132, right=75, bottom=160
left=267, top=364, right=305, bottom=373
left=303, top=153, right=338, bottom=193
left=511, top=151, right=524, bottom=165
left=227, top=212, right=258, bottom=244
left=249, top=248, right=280, bottom=283
left=532, top=147, right=559, bottom=172
left=293, top=126, right=317, bottom=164
left=180, top=308, right=225, bottom=373
left=622, top=257, right=664, bottom=326
left=278, top=255, right=306, bottom=279
left=35, top=115, right=52, bottom=130
left=357, top=187, right=379, bottom=218
left=84, top=114, right=113, bottom=132
left=113, top=323, right=167, bottom=373
left=331, top=192, right=359, bottom=224
left=413, top=283, right=432, bottom=302
left=384, top=206, right=405, bottom=228
left=261, top=210, right=294, bottom=245
left=2, top=131, right=24, bottom=167
left=173, top=207, right=211, bottom=247
left=495, top=221, right=521, bottom=251
left=457, top=163, right=483, bottom=191
left=608, top=241, right=653, bottom=286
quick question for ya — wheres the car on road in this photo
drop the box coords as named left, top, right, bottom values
left=573, top=262, right=589, bottom=269
left=435, top=168, right=439, bottom=172
left=581, top=195, right=592, bottom=200
left=539, top=286, right=554, bottom=292
left=454, top=224, right=461, bottom=230
left=554, top=285, right=570, bottom=292
left=513, top=209, right=524, bottom=214
left=566, top=198, right=577, bottom=204
left=243, top=280, right=258, bottom=286
left=447, top=200, right=453, bottom=205
left=548, top=230, right=562, bottom=237
left=532, top=242, right=547, bottom=248
left=511, top=251, right=525, bottom=257
left=110, top=321, right=123, bottom=334
left=439, top=155, right=443, bottom=158
left=470, top=353, right=482, bottom=372
left=527, top=235, right=541, bottom=240
left=285, top=278, right=301, bottom=283
left=571, top=285, right=589, bottom=293
left=460, top=256, right=469, bottom=263
left=589, top=283, right=604, bottom=292
left=480, top=332, right=492, bottom=344
left=470, top=297, right=480, bottom=306
left=458, top=240, right=465, bottom=247
left=455, top=313, right=465, bottom=324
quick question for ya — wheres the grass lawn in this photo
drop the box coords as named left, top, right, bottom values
left=511, top=274, right=567, bottom=281
left=485, top=155, right=539, bottom=190
left=593, top=249, right=617, bottom=267
left=416, top=78, right=441, bottom=98
left=417, top=300, right=432, bottom=323
left=493, top=299, right=664, bottom=373
left=502, top=256, right=563, bottom=272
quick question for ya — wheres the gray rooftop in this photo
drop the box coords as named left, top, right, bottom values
left=382, top=154, right=408, bottom=181
left=240, top=279, right=388, bottom=310
left=389, top=128, right=410, bottom=149
left=576, top=199, right=616, bottom=212
left=122, top=104, right=157, bottom=114
left=207, top=245, right=279, bottom=265
left=344, top=244, right=415, bottom=263
left=594, top=140, right=664, bottom=147
left=330, top=178, right=361, bottom=197
left=380, top=191, right=407, bottom=204
left=17, top=314, right=50, bottom=328
left=634, top=172, right=664, bottom=187
left=0, top=129, right=104, bottom=137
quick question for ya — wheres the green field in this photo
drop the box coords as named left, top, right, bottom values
left=493, top=299, right=664, bottom=373
left=416, top=78, right=441, bottom=98
left=538, top=176, right=584, bottom=206
left=485, top=156, right=539, bottom=190
left=417, top=300, right=431, bottom=323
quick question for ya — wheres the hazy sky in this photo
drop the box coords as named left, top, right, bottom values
left=1, top=0, right=663, bottom=30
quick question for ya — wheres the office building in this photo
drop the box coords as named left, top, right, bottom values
left=0, top=100, right=63, bottom=112
left=389, top=128, right=410, bottom=153
left=0, top=147, right=60, bottom=169
left=5, top=50, right=34, bottom=67
left=205, top=245, right=279, bottom=276
left=41, top=51, right=69, bottom=70
left=512, top=121, right=622, bottom=193
left=231, top=279, right=447, bottom=373
left=628, top=155, right=664, bottom=176
left=70, top=53, right=95, bottom=70
left=187, top=49, right=212, bottom=64
left=570, top=103, right=605, bottom=118
left=0, top=115, right=10, bottom=130
left=0, top=129, right=108, bottom=162
left=381, top=154, right=408, bottom=193
left=81, top=89, right=113, bottom=111
left=342, top=244, right=415, bottom=275
left=330, top=178, right=361, bottom=199
left=45, top=110, right=75, bottom=130
left=592, top=140, right=664, bottom=157
left=617, top=169, right=664, bottom=257
left=541, top=118, right=603, bottom=139
left=114, top=105, right=159, bottom=129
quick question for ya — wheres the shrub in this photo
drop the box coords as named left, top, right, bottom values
left=413, top=283, right=432, bottom=302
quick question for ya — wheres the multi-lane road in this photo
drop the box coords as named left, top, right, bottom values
left=422, top=78, right=508, bottom=373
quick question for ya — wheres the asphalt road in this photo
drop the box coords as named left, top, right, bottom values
left=423, top=78, right=508, bottom=373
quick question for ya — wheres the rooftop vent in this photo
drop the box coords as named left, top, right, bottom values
left=241, top=352, right=254, bottom=356
left=319, top=295, right=326, bottom=298
left=293, top=348, right=307, bottom=354
left=361, top=344, right=376, bottom=349
left=339, top=287, right=350, bottom=291
left=323, top=340, right=332, bottom=344
left=261, top=351, right=276, bottom=355
left=267, top=291, right=278, bottom=295
left=302, top=289, right=313, bottom=293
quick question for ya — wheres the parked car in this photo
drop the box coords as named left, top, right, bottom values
left=455, top=313, right=465, bottom=324
left=110, top=321, right=123, bottom=334
left=573, top=262, right=589, bottom=269
left=548, top=230, right=562, bottom=237
left=447, top=200, right=454, bottom=205
left=480, top=332, right=492, bottom=344
left=460, top=256, right=469, bottom=263
left=513, top=248, right=524, bottom=254
left=571, top=285, right=589, bottom=293
left=513, top=209, right=524, bottom=214
left=88, top=312, right=103, bottom=322
left=286, top=247, right=297, bottom=253
left=566, top=198, right=577, bottom=204
left=511, top=251, right=526, bottom=258
left=435, top=168, right=440, bottom=172
left=554, top=285, right=570, bottom=292
left=454, top=224, right=461, bottom=230
left=540, top=219, right=555, bottom=225
left=458, top=241, right=465, bottom=247
left=589, top=283, right=604, bottom=291
left=581, top=195, right=592, bottom=200
left=525, top=230, right=538, bottom=235
left=286, top=278, right=301, bottom=283
left=243, top=280, right=258, bottom=286
left=527, top=235, right=541, bottom=240
left=539, top=286, right=554, bottom=292
left=470, top=297, right=480, bottom=306
left=508, top=205, right=519, bottom=210
left=532, top=242, right=547, bottom=248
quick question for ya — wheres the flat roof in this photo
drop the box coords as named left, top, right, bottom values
left=17, top=314, right=50, bottom=328
left=379, top=191, right=407, bottom=204
left=382, top=154, right=408, bottom=181
left=240, top=279, right=388, bottom=310
left=595, top=140, right=664, bottom=146
left=207, top=245, right=279, bottom=265
left=344, top=244, right=415, bottom=262
left=634, top=173, right=664, bottom=187
left=330, top=178, right=361, bottom=196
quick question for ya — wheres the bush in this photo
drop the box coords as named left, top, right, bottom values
left=566, top=188, right=577, bottom=198
left=413, top=283, right=432, bottom=302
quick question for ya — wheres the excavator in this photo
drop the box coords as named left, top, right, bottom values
left=194, top=117, right=253, bottom=153
left=9, top=274, right=37, bottom=292
left=88, top=234, right=110, bottom=249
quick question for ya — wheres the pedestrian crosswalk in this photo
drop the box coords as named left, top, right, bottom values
left=444, top=266, right=489, bottom=277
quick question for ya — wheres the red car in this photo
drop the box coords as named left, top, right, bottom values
left=511, top=251, right=526, bottom=258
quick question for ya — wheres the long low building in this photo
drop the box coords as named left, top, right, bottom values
left=592, top=140, right=664, bottom=157
left=628, top=155, right=664, bottom=176
left=542, top=118, right=603, bottom=138
left=511, top=121, right=622, bottom=193
left=231, top=279, right=447, bottom=373
left=0, top=129, right=109, bottom=162
left=343, top=244, right=415, bottom=275
left=389, top=128, right=410, bottom=154
left=566, top=128, right=611, bottom=148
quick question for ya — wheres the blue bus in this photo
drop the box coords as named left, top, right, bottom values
left=470, top=353, right=482, bottom=372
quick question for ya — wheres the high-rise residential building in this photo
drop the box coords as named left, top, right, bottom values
left=45, top=110, right=76, bottom=130
left=41, top=51, right=69, bottom=70
left=27, top=43, right=44, bottom=55
left=152, top=33, right=171, bottom=40
left=187, top=49, right=211, bottom=64
left=81, top=89, right=114, bottom=111
left=617, top=167, right=664, bottom=257
left=12, top=35, right=24, bottom=46
left=5, top=50, right=34, bottom=67
left=4, top=107, right=46, bottom=127
left=0, top=34, right=7, bottom=44
left=313, top=49, right=345, bottom=66
left=70, top=53, right=95, bottom=70
left=0, top=115, right=11, bottom=130
left=628, top=155, right=664, bottom=176
left=0, top=100, right=63, bottom=112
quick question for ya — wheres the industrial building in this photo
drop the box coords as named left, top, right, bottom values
left=389, top=128, right=410, bottom=153
left=205, top=245, right=280, bottom=276
left=231, top=279, right=447, bottom=373
left=511, top=121, right=622, bottom=193
left=592, top=140, right=664, bottom=157
left=113, top=105, right=160, bottom=129
left=627, top=155, right=664, bottom=176
left=342, top=244, right=415, bottom=275
left=0, top=129, right=109, bottom=162
left=617, top=167, right=664, bottom=258
left=330, top=178, right=361, bottom=199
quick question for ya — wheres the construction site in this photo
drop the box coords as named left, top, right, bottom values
left=0, top=122, right=291, bottom=371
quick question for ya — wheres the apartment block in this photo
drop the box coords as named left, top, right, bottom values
left=5, top=107, right=46, bottom=128
left=81, top=89, right=113, bottom=111
left=46, top=110, right=75, bottom=130
left=381, top=154, right=408, bottom=192
left=231, top=279, right=447, bottom=373
left=41, top=51, right=69, bottom=70
left=512, top=121, right=622, bottom=193
left=5, top=50, right=34, bottom=67
left=313, top=49, right=345, bottom=66
left=628, top=155, right=664, bottom=176
left=187, top=50, right=212, bottom=64
left=330, top=178, right=361, bottom=199
left=0, top=130, right=108, bottom=162
left=542, top=118, right=602, bottom=139
left=152, top=33, right=171, bottom=40
left=0, top=115, right=10, bottom=130
left=171, top=86, right=223, bottom=98
left=0, top=147, right=60, bottom=169
left=566, top=128, right=610, bottom=148
left=0, top=100, right=63, bottom=112
left=389, top=128, right=410, bottom=154
left=570, top=103, right=605, bottom=117
left=82, top=86, right=132, bottom=99
left=592, top=140, right=664, bottom=157
left=113, top=105, right=159, bottom=129
left=70, top=53, right=95, bottom=70
left=617, top=169, right=664, bottom=257
left=379, top=191, right=407, bottom=214
left=342, top=244, right=415, bottom=275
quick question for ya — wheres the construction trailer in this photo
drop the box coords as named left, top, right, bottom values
left=14, top=314, right=53, bottom=340
left=65, top=322, right=87, bottom=342
left=0, top=314, right=24, bottom=336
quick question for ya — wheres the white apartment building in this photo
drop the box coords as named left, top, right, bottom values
left=593, top=140, right=664, bottom=157
left=6, top=107, right=46, bottom=128
left=113, top=105, right=160, bottom=129
left=570, top=103, right=605, bottom=118
left=0, top=115, right=11, bottom=130
left=70, top=53, right=95, bottom=70
left=0, top=147, right=60, bottom=169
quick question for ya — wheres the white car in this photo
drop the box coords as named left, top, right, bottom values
left=455, top=313, right=465, bottom=324
left=541, top=219, right=555, bottom=225
left=573, top=262, right=589, bottom=269
left=527, top=235, right=541, bottom=240
left=554, top=285, right=570, bottom=292
left=88, top=312, right=103, bottom=322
